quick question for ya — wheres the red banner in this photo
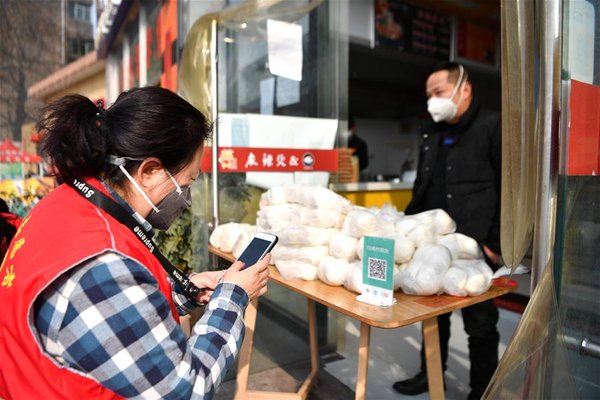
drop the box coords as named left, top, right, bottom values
left=200, top=147, right=339, bottom=173
left=568, top=80, right=600, bottom=176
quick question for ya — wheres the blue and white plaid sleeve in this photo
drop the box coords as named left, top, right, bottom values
left=34, top=251, right=249, bottom=399
left=171, top=273, right=203, bottom=315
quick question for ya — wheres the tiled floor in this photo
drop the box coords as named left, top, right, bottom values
left=215, top=274, right=529, bottom=399
left=324, top=308, right=522, bottom=399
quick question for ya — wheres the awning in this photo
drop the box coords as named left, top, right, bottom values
left=0, top=139, right=42, bottom=163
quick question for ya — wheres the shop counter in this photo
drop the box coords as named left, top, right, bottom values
left=209, top=246, right=516, bottom=400
left=330, top=181, right=413, bottom=210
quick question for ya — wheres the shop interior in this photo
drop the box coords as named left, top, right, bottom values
left=347, top=0, right=501, bottom=184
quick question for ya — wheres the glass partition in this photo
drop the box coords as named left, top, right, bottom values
left=215, top=0, right=347, bottom=225
left=488, top=1, right=600, bottom=397
left=552, top=0, right=600, bottom=395
left=216, top=1, right=347, bottom=353
left=179, top=0, right=349, bottom=355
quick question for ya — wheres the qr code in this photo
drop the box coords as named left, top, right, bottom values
left=368, top=257, right=387, bottom=281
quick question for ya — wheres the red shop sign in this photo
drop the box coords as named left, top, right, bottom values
left=200, top=147, right=339, bottom=173
left=568, top=80, right=600, bottom=176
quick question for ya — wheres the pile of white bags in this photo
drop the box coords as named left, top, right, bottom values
left=208, top=185, right=494, bottom=297
left=209, top=222, right=257, bottom=259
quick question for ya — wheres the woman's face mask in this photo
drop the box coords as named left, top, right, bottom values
left=145, top=171, right=192, bottom=230
left=107, top=156, right=192, bottom=230
left=426, top=65, right=465, bottom=123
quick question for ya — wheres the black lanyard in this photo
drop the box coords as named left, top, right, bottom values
left=69, top=177, right=201, bottom=301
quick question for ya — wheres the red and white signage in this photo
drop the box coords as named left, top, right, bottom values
left=200, top=147, right=338, bottom=173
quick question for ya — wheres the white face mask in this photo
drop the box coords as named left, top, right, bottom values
left=427, top=65, right=465, bottom=123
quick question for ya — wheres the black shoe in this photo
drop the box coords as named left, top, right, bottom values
left=392, top=371, right=429, bottom=396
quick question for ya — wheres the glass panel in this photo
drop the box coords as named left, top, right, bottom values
left=146, top=1, right=162, bottom=85
left=489, top=1, right=600, bottom=398
left=216, top=0, right=347, bottom=224
left=126, top=21, right=140, bottom=88
left=178, top=2, right=348, bottom=359
left=180, top=1, right=348, bottom=357
left=554, top=0, right=600, bottom=396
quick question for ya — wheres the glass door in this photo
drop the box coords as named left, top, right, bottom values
left=178, top=0, right=350, bottom=372
left=552, top=0, right=600, bottom=396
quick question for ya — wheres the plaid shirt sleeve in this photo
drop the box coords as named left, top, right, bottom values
left=34, top=251, right=249, bottom=399
left=171, top=273, right=203, bottom=315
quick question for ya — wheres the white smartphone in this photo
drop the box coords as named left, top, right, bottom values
left=236, top=232, right=278, bottom=267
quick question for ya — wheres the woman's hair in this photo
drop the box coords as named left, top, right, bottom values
left=38, top=87, right=212, bottom=185
left=0, top=198, right=9, bottom=214
left=0, top=216, right=17, bottom=247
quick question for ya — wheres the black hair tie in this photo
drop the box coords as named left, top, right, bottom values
left=95, top=99, right=106, bottom=121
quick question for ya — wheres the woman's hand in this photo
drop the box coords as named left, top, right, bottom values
left=223, top=254, right=271, bottom=301
left=190, top=270, right=224, bottom=304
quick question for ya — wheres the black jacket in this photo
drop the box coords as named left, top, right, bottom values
left=405, top=100, right=501, bottom=254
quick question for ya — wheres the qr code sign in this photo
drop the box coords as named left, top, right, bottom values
left=368, top=257, right=387, bottom=281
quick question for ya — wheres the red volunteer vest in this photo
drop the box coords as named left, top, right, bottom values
left=0, top=179, right=179, bottom=400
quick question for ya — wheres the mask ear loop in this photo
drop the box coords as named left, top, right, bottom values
left=450, top=64, right=466, bottom=105
left=107, top=155, right=160, bottom=213
left=119, top=165, right=160, bottom=213
left=165, top=170, right=192, bottom=207
left=164, top=170, right=183, bottom=196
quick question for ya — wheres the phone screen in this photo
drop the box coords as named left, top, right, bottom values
left=237, top=237, right=274, bottom=266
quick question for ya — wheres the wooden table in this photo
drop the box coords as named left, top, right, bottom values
left=209, top=246, right=516, bottom=400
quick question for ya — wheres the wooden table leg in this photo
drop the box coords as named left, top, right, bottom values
left=423, top=317, right=444, bottom=400
left=297, top=299, right=319, bottom=398
left=235, top=298, right=259, bottom=400
left=355, top=322, right=371, bottom=400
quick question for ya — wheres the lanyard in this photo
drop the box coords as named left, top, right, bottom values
left=69, top=177, right=201, bottom=301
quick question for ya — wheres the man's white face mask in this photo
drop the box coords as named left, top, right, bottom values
left=427, top=65, right=465, bottom=123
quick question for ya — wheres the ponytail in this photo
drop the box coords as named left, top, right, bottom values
left=39, top=87, right=211, bottom=187
left=39, top=95, right=110, bottom=183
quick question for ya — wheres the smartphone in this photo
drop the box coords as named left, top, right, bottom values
left=236, top=232, right=278, bottom=267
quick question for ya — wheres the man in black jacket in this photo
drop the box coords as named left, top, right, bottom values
left=392, top=62, right=501, bottom=400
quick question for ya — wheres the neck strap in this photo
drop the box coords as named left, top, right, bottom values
left=69, top=177, right=202, bottom=301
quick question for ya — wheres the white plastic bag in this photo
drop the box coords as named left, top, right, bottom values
left=443, top=259, right=493, bottom=296
left=437, top=233, right=483, bottom=260
left=317, top=256, right=350, bottom=286
left=395, top=215, right=421, bottom=236
left=396, top=244, right=452, bottom=295
left=406, top=224, right=437, bottom=247
left=275, top=259, right=319, bottom=281
left=412, top=209, right=456, bottom=236
left=209, top=223, right=250, bottom=253
left=300, top=207, right=341, bottom=228
left=232, top=225, right=258, bottom=259
left=355, top=234, right=415, bottom=264
left=393, top=234, right=416, bottom=264
left=257, top=204, right=302, bottom=228
left=270, top=245, right=329, bottom=266
left=259, top=186, right=288, bottom=207
left=341, top=209, right=377, bottom=238
left=344, top=261, right=363, bottom=294
left=329, top=233, right=358, bottom=261
left=274, top=224, right=337, bottom=246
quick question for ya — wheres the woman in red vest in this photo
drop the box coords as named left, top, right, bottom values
left=0, top=87, right=270, bottom=399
